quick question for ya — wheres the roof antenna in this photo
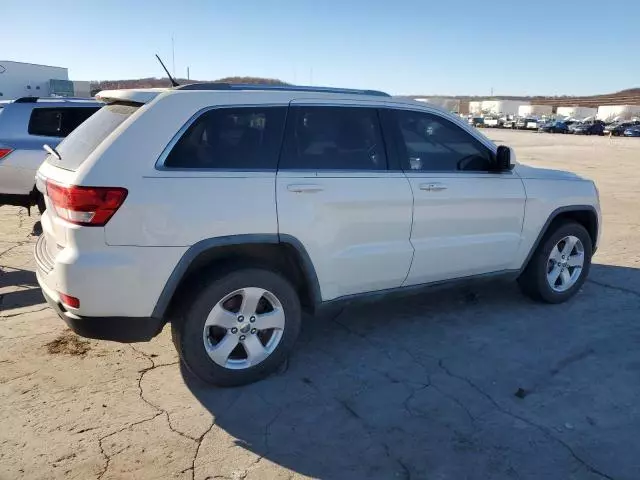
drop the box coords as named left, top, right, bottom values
left=155, top=54, right=179, bottom=87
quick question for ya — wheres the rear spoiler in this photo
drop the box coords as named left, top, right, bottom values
left=95, top=88, right=166, bottom=105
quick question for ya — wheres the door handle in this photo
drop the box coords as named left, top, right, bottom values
left=287, top=184, right=324, bottom=193
left=419, top=182, right=448, bottom=192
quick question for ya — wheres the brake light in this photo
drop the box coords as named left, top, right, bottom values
left=59, top=293, right=80, bottom=309
left=0, top=148, right=13, bottom=159
left=46, top=180, right=127, bottom=226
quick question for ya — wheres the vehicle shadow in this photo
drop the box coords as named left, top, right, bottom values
left=182, top=263, right=640, bottom=479
left=0, top=267, right=44, bottom=311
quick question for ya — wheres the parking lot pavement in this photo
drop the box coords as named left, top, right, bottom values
left=1, top=130, right=639, bottom=480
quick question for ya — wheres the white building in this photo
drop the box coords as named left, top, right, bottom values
left=469, top=101, right=483, bottom=115
left=596, top=105, right=640, bottom=122
left=413, top=97, right=460, bottom=113
left=469, top=100, right=529, bottom=116
left=519, top=105, right=553, bottom=117
left=481, top=100, right=529, bottom=116
left=0, top=61, right=88, bottom=99
left=556, top=106, right=597, bottom=120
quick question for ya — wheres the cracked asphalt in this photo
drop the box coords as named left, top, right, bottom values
left=1, top=129, right=640, bottom=480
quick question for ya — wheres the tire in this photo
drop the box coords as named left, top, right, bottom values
left=518, top=221, right=592, bottom=303
left=172, top=268, right=302, bottom=387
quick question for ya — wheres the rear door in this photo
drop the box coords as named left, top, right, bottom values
left=382, top=107, right=526, bottom=285
left=276, top=102, right=414, bottom=301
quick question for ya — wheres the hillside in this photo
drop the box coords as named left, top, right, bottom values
left=408, top=88, right=640, bottom=110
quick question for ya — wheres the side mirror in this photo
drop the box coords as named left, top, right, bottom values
left=495, top=145, right=515, bottom=171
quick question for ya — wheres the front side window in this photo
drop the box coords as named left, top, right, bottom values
left=29, top=107, right=99, bottom=137
left=164, top=107, right=286, bottom=170
left=280, top=106, right=387, bottom=170
left=392, top=109, right=494, bottom=172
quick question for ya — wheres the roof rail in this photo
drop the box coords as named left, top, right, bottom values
left=14, top=96, right=39, bottom=103
left=175, top=83, right=391, bottom=97
left=13, top=96, right=96, bottom=103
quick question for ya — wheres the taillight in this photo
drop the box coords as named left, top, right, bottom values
left=46, top=180, right=127, bottom=226
left=0, top=147, right=13, bottom=159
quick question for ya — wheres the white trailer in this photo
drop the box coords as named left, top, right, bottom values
left=556, top=106, right=597, bottom=120
left=519, top=105, right=553, bottom=117
left=596, top=105, right=640, bottom=122
left=469, top=101, right=483, bottom=115
left=480, top=100, right=529, bottom=116
left=413, top=97, right=460, bottom=113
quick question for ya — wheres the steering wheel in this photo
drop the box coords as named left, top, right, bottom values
left=456, top=154, right=482, bottom=171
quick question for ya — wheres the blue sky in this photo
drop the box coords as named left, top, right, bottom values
left=2, top=0, right=638, bottom=96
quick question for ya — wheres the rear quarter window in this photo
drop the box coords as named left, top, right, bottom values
left=50, top=103, right=140, bottom=171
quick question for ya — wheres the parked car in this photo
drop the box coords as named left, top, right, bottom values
left=539, top=121, right=570, bottom=133
left=502, top=117, right=516, bottom=129
left=623, top=125, right=640, bottom=137
left=0, top=97, right=101, bottom=212
left=468, top=116, right=484, bottom=127
left=604, top=121, right=640, bottom=136
left=515, top=117, right=540, bottom=130
left=35, top=83, right=601, bottom=386
left=572, top=121, right=605, bottom=136
left=483, top=116, right=502, bottom=128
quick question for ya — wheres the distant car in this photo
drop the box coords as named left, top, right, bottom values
left=623, top=125, right=640, bottom=137
left=572, top=122, right=605, bottom=136
left=515, top=117, right=540, bottom=130
left=539, top=121, right=569, bottom=134
left=502, top=117, right=516, bottom=129
left=0, top=97, right=102, bottom=212
left=468, top=116, right=484, bottom=127
left=483, top=116, right=500, bottom=128
left=605, top=121, right=640, bottom=136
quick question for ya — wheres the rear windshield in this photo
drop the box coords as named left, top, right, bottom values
left=49, top=102, right=140, bottom=170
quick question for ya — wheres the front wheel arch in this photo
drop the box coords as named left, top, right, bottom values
left=520, top=206, right=598, bottom=273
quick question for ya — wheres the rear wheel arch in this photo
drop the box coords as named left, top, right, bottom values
left=154, top=235, right=321, bottom=320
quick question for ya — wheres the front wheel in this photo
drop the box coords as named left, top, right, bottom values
left=172, top=268, right=302, bottom=386
left=518, top=222, right=592, bottom=303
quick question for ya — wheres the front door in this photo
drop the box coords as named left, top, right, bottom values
left=383, top=108, right=526, bottom=285
left=276, top=104, right=414, bottom=301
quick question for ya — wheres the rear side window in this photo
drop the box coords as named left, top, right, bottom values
left=164, top=107, right=286, bottom=170
left=280, top=106, right=387, bottom=170
left=51, top=103, right=139, bottom=171
left=28, top=107, right=99, bottom=137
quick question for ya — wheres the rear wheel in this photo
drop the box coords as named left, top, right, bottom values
left=172, top=268, right=301, bottom=386
left=518, top=222, right=592, bottom=303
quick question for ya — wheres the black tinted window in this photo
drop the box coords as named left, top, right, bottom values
left=29, top=107, right=99, bottom=137
left=280, top=106, right=387, bottom=170
left=164, top=107, right=286, bottom=169
left=393, top=110, right=493, bottom=172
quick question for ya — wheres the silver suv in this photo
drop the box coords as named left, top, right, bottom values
left=0, top=97, right=101, bottom=212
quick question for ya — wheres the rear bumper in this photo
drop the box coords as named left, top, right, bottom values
left=38, top=272, right=165, bottom=342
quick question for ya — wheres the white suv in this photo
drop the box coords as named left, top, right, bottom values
left=35, top=84, right=601, bottom=386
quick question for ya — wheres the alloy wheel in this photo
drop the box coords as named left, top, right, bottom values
left=546, top=235, right=585, bottom=292
left=202, top=287, right=285, bottom=369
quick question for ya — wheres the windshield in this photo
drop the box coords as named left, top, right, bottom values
left=49, top=102, right=140, bottom=171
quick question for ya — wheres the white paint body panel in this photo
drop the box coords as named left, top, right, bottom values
left=404, top=172, right=526, bottom=284
left=0, top=149, right=44, bottom=194
left=277, top=171, right=414, bottom=300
